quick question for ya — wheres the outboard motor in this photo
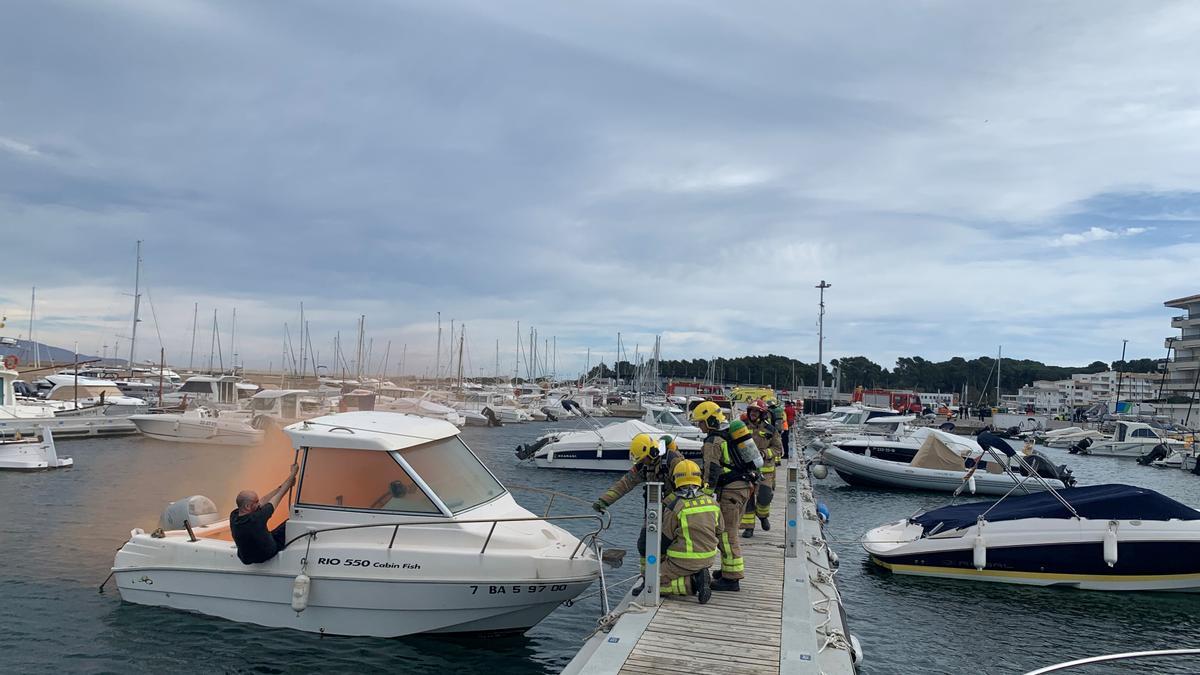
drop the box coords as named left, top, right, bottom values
left=515, top=435, right=554, bottom=460
left=160, top=495, right=222, bottom=531
left=1021, top=452, right=1077, bottom=487
left=1068, top=437, right=1093, bottom=455
left=1137, top=443, right=1171, bottom=466
left=938, top=422, right=957, bottom=433
left=539, top=406, right=559, bottom=422
left=482, top=406, right=502, bottom=427
left=561, top=399, right=584, bottom=416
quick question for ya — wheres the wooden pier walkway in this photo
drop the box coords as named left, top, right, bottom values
left=563, top=460, right=858, bottom=675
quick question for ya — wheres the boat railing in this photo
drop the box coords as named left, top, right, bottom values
left=284, top=511, right=609, bottom=560
left=1025, top=648, right=1200, bottom=673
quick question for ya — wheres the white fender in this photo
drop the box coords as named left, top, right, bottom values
left=291, top=573, right=311, bottom=612
left=811, top=464, right=829, bottom=480
left=1103, top=521, right=1118, bottom=567
left=967, top=475, right=977, bottom=494
left=850, top=634, right=864, bottom=665
left=973, top=532, right=986, bottom=570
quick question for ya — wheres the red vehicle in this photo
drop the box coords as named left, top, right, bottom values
left=852, top=387, right=923, bottom=414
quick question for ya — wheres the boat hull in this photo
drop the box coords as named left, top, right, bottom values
left=115, top=567, right=593, bottom=636
left=865, top=519, right=1200, bottom=591
left=129, top=415, right=264, bottom=446
left=821, top=447, right=1063, bottom=495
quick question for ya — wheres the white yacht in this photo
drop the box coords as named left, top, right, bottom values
left=1074, top=421, right=1184, bottom=458
left=640, top=403, right=705, bottom=441
left=161, top=375, right=257, bottom=410
left=42, top=374, right=149, bottom=416
left=0, top=428, right=71, bottom=470
left=0, top=368, right=138, bottom=438
left=374, top=393, right=466, bottom=427
left=516, top=419, right=704, bottom=471
left=129, top=408, right=266, bottom=446
left=112, top=412, right=602, bottom=636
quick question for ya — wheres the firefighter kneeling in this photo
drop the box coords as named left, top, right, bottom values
left=658, top=459, right=721, bottom=604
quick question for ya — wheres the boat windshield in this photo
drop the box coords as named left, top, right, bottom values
left=652, top=409, right=685, bottom=427
left=297, top=447, right=441, bottom=514
left=401, top=436, right=506, bottom=514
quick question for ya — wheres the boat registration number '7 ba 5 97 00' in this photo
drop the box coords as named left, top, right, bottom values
left=316, top=557, right=421, bottom=569
left=470, top=585, right=570, bottom=595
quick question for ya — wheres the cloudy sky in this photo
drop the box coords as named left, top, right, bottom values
left=2, top=1, right=1198, bottom=378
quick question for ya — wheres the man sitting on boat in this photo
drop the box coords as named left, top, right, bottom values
left=230, top=464, right=298, bottom=564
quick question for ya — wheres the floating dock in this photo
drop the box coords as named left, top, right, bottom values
left=563, top=459, right=859, bottom=675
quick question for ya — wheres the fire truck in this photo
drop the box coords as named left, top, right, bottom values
left=852, top=387, right=923, bottom=414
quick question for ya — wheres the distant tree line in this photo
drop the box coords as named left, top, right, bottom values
left=586, top=353, right=1164, bottom=399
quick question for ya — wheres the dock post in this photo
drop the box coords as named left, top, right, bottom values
left=644, top=481, right=663, bottom=606
left=785, top=462, right=799, bottom=558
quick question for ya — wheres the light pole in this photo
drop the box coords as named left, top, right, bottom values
left=816, top=280, right=831, bottom=403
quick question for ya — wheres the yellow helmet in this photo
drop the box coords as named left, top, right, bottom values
left=672, top=459, right=703, bottom=488
left=690, top=401, right=725, bottom=427
left=629, top=433, right=658, bottom=464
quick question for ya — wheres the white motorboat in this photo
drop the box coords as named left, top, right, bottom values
left=640, top=404, right=705, bottom=441
left=160, top=375, right=257, bottom=410
left=1, top=368, right=138, bottom=438
left=112, top=411, right=602, bottom=636
left=42, top=374, right=149, bottom=415
left=1039, top=427, right=1109, bottom=449
left=806, top=405, right=896, bottom=435
left=0, top=428, right=71, bottom=470
left=816, top=430, right=1074, bottom=495
left=863, top=484, right=1200, bottom=591
left=829, top=416, right=924, bottom=463
left=515, top=419, right=704, bottom=471
left=129, top=408, right=265, bottom=446
left=1072, top=421, right=1184, bottom=458
left=375, top=394, right=467, bottom=427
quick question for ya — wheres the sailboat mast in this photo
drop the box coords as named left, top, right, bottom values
left=997, top=345, right=1002, bottom=407
left=456, top=327, right=465, bottom=392
left=208, top=309, right=217, bottom=373
left=27, top=286, right=39, bottom=368
left=230, top=307, right=237, bottom=374
left=188, top=302, right=198, bottom=370
left=298, top=303, right=306, bottom=379
left=435, top=312, right=442, bottom=387
left=128, top=240, right=142, bottom=377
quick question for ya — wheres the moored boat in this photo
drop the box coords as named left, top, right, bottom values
left=111, top=411, right=602, bottom=636
left=864, top=484, right=1200, bottom=591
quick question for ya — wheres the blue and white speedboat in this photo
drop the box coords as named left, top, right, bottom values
left=863, top=484, right=1200, bottom=591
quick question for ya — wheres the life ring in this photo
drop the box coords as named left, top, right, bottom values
left=2, top=355, right=17, bottom=369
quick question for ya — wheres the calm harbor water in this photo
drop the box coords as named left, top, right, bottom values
left=1, top=421, right=1198, bottom=674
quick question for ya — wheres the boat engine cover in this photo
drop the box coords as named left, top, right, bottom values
left=160, top=495, right=222, bottom=530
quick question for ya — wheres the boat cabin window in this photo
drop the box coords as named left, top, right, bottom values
left=1131, top=427, right=1158, bottom=439
left=179, top=380, right=216, bottom=394
left=297, top=447, right=440, bottom=513
left=250, top=397, right=277, bottom=412
left=401, top=436, right=505, bottom=513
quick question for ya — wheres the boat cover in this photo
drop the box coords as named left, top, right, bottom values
left=913, top=484, right=1200, bottom=534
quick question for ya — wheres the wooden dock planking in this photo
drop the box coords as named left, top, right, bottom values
left=616, top=524, right=788, bottom=674
left=563, top=459, right=858, bottom=675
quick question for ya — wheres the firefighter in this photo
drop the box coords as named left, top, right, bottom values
left=658, top=459, right=720, bottom=604
left=691, top=400, right=754, bottom=592
left=769, top=399, right=790, bottom=458
left=740, top=399, right=783, bottom=538
left=592, top=432, right=687, bottom=593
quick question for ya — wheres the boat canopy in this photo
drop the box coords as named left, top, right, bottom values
left=913, top=484, right=1200, bottom=534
